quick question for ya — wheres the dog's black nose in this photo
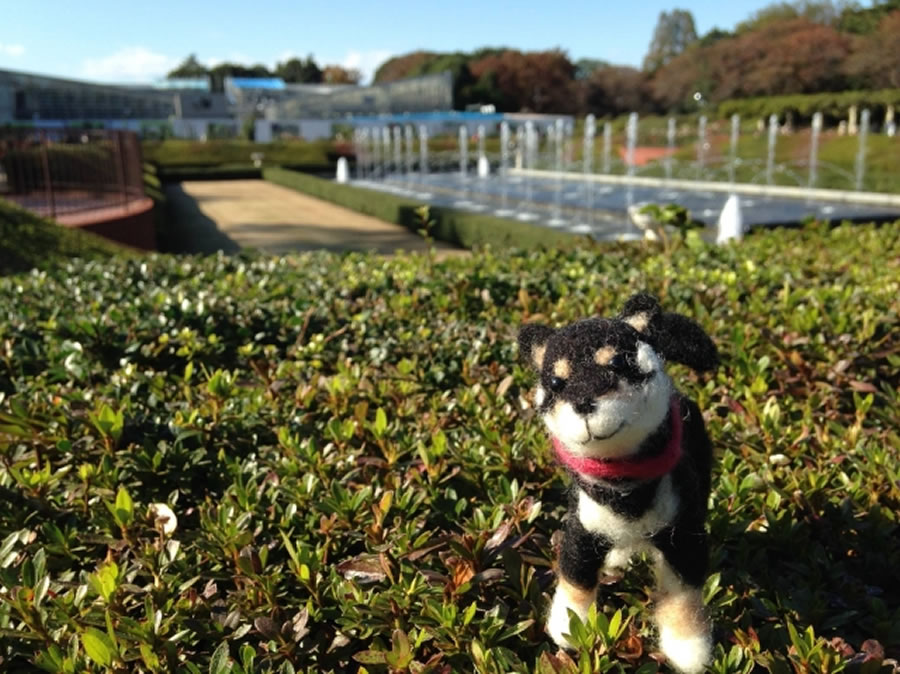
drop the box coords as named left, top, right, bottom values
left=574, top=399, right=595, bottom=415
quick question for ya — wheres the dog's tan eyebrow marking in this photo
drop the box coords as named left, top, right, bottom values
left=553, top=359, right=571, bottom=378
left=533, top=344, right=547, bottom=369
left=624, top=312, right=650, bottom=332
left=595, top=346, right=617, bottom=365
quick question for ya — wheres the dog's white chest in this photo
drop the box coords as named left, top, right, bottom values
left=577, top=475, right=679, bottom=546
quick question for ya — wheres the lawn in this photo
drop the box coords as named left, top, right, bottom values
left=0, top=219, right=898, bottom=673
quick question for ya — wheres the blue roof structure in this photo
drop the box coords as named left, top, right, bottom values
left=226, top=77, right=286, bottom=90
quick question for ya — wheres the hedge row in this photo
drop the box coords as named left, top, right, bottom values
left=717, top=88, right=900, bottom=122
left=263, top=167, right=580, bottom=250
left=0, top=198, right=127, bottom=274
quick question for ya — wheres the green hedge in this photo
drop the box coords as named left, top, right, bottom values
left=142, top=139, right=342, bottom=171
left=717, top=88, right=900, bottom=122
left=0, top=197, right=128, bottom=274
left=263, top=167, right=580, bottom=250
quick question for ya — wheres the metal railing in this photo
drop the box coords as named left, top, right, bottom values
left=0, top=129, right=145, bottom=220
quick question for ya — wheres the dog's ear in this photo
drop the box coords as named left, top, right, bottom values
left=620, top=293, right=719, bottom=373
left=518, top=323, right=555, bottom=372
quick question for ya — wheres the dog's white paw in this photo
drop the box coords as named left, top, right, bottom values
left=545, top=578, right=596, bottom=649
left=655, top=590, right=712, bottom=674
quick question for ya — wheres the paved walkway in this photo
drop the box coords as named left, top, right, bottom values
left=166, top=179, right=463, bottom=256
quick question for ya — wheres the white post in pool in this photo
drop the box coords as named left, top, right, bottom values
left=808, top=112, right=822, bottom=189
left=729, top=114, right=740, bottom=185
left=766, top=114, right=778, bottom=185
left=476, top=124, right=489, bottom=178
left=602, top=121, right=612, bottom=174
left=854, top=108, right=870, bottom=191
left=419, top=125, right=428, bottom=179
left=665, top=117, right=676, bottom=180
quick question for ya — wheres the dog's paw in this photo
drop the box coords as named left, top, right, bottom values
left=655, top=590, right=712, bottom=674
left=545, top=579, right=596, bottom=649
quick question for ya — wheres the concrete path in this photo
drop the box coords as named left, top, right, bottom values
left=166, top=179, right=463, bottom=255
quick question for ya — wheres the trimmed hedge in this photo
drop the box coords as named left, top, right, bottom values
left=0, top=198, right=128, bottom=274
left=142, top=139, right=342, bottom=171
left=717, top=88, right=900, bottom=122
left=263, top=167, right=580, bottom=250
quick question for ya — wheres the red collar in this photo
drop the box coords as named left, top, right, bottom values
left=551, top=397, right=683, bottom=481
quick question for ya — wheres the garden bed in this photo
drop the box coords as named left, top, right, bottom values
left=0, top=220, right=898, bottom=672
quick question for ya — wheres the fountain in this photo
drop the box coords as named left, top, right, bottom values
left=476, top=124, right=489, bottom=178
left=716, top=194, right=743, bottom=244
left=458, top=125, right=468, bottom=178
left=854, top=108, right=870, bottom=191
left=382, top=127, right=391, bottom=179
left=696, top=115, right=707, bottom=178
left=404, top=125, right=414, bottom=187
left=496, top=121, right=513, bottom=216
left=581, top=114, right=596, bottom=228
left=766, top=114, right=778, bottom=185
left=394, top=126, right=404, bottom=182
left=665, top=117, right=676, bottom=180
left=419, top=125, right=429, bottom=178
left=549, top=119, right=566, bottom=226
left=517, top=121, right=538, bottom=221
left=808, top=112, right=822, bottom=189
left=625, top=113, right=639, bottom=211
left=728, top=114, right=740, bottom=185
left=602, top=122, right=612, bottom=174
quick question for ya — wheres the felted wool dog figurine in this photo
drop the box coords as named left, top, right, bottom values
left=518, top=293, right=719, bottom=674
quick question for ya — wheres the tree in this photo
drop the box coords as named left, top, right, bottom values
left=574, top=58, right=609, bottom=80
left=582, top=65, right=654, bottom=116
left=322, top=65, right=362, bottom=85
left=275, top=56, right=322, bottom=84
left=642, top=9, right=698, bottom=72
left=844, top=9, right=900, bottom=88
left=735, top=0, right=841, bottom=33
left=468, top=49, right=576, bottom=113
left=167, top=54, right=207, bottom=79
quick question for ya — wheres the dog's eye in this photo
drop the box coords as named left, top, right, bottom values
left=548, top=376, right=566, bottom=393
left=609, top=354, right=627, bottom=370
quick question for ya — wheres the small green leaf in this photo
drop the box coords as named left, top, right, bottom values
left=82, top=627, right=114, bottom=667
left=210, top=640, right=231, bottom=674
left=115, top=486, right=134, bottom=526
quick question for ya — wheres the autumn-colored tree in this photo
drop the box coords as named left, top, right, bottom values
left=582, top=66, right=655, bottom=116
left=322, top=65, right=362, bottom=85
left=468, top=49, right=576, bottom=112
left=844, top=9, right=900, bottom=88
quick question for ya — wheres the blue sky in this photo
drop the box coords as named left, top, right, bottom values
left=0, top=0, right=868, bottom=84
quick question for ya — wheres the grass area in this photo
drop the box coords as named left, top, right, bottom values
left=0, top=198, right=129, bottom=274
left=0, top=220, right=898, bottom=672
left=264, top=167, right=579, bottom=250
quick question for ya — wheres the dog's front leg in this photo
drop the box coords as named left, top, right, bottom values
left=651, top=525, right=712, bottom=674
left=547, top=518, right=610, bottom=649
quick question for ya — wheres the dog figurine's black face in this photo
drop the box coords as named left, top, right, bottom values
left=519, top=293, right=718, bottom=460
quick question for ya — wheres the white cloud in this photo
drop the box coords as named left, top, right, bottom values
left=81, top=46, right=178, bottom=83
left=341, top=49, right=393, bottom=84
left=0, top=42, right=25, bottom=58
